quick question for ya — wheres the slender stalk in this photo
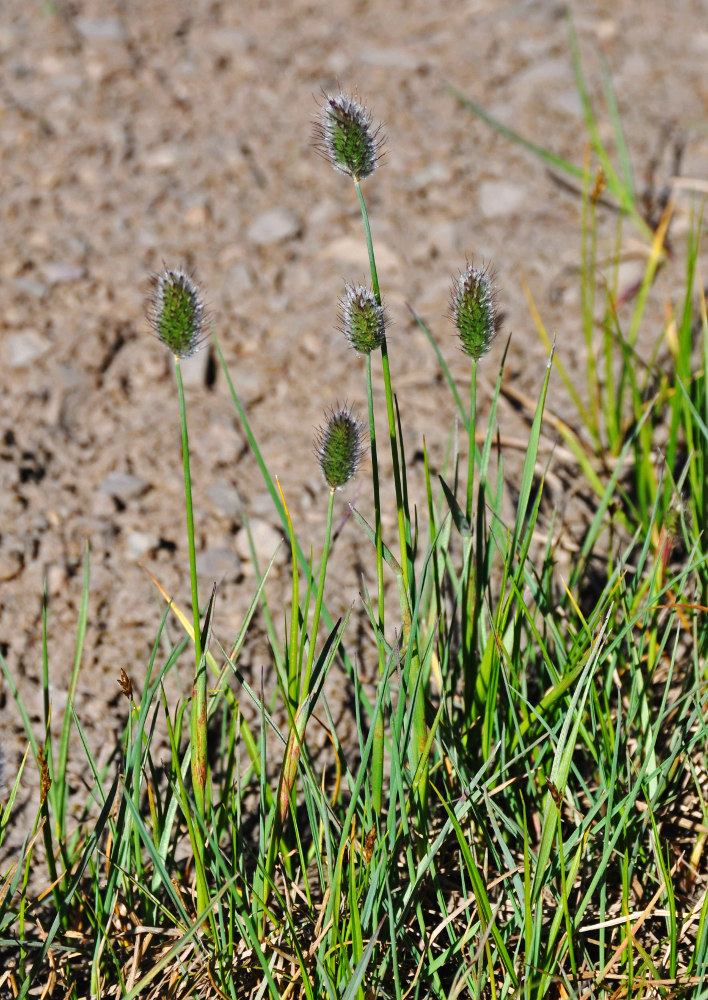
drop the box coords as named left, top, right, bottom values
left=354, top=178, right=427, bottom=817
left=175, top=362, right=203, bottom=672
left=367, top=353, right=386, bottom=816
left=355, top=181, right=410, bottom=595
left=277, top=477, right=301, bottom=713
left=464, top=363, right=477, bottom=728
left=466, top=360, right=477, bottom=523
left=175, top=359, right=209, bottom=924
left=302, top=488, right=336, bottom=697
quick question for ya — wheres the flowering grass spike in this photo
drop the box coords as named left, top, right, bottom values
left=315, top=406, right=364, bottom=490
left=451, top=261, right=498, bottom=360
left=339, top=283, right=386, bottom=354
left=149, top=267, right=208, bottom=359
left=314, top=92, right=384, bottom=181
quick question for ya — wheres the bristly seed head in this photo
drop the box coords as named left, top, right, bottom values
left=315, top=406, right=364, bottom=491
left=450, top=261, right=498, bottom=361
left=339, top=283, right=386, bottom=354
left=148, top=267, right=208, bottom=359
left=314, top=91, right=384, bottom=181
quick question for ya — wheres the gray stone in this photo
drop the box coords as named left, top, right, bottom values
left=46, top=563, right=66, bottom=596
left=125, top=531, right=160, bottom=560
left=13, top=276, right=47, bottom=299
left=91, top=491, right=115, bottom=519
left=98, top=471, right=149, bottom=503
left=235, top=519, right=283, bottom=566
left=360, top=47, right=421, bottom=69
left=207, top=484, right=241, bottom=518
left=478, top=180, right=526, bottom=219
left=74, top=17, right=127, bottom=41
left=144, top=146, right=178, bottom=170
left=9, top=329, right=51, bottom=367
left=615, top=259, right=647, bottom=300
left=318, top=236, right=399, bottom=273
left=551, top=89, right=583, bottom=119
left=41, top=262, right=86, bottom=285
left=412, top=163, right=451, bottom=190
left=229, top=263, right=253, bottom=293
left=247, top=208, right=300, bottom=247
left=195, top=546, right=241, bottom=583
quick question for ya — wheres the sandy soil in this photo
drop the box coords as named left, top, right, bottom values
left=1, top=0, right=708, bottom=860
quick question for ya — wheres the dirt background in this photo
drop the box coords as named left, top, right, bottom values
left=1, top=0, right=708, bottom=861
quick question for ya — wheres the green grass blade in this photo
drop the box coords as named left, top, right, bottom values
left=447, top=85, right=585, bottom=182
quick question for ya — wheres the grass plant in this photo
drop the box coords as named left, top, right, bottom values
left=1, top=50, right=708, bottom=1000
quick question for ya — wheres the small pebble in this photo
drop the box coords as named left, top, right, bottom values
left=615, top=259, right=647, bottom=300
left=13, top=276, right=47, bottom=299
left=9, top=329, right=51, bottom=367
left=228, top=263, right=253, bottom=293
left=412, top=163, right=451, bottom=190
left=195, top=546, right=241, bottom=583
left=144, top=147, right=178, bottom=170
left=247, top=208, right=300, bottom=247
left=235, top=519, right=283, bottom=566
left=125, top=531, right=160, bottom=560
left=360, top=46, right=421, bottom=69
left=318, top=236, right=399, bottom=273
left=74, top=17, right=127, bottom=41
left=41, top=263, right=86, bottom=285
left=91, top=492, right=115, bottom=518
left=207, top=484, right=241, bottom=518
left=478, top=180, right=526, bottom=219
left=98, top=471, right=149, bottom=503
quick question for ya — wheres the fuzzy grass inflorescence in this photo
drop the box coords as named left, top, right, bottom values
left=450, top=260, right=497, bottom=360
left=339, top=282, right=386, bottom=354
left=148, top=266, right=209, bottom=359
left=314, top=405, right=365, bottom=490
left=3, top=52, right=708, bottom=1000
left=314, top=90, right=384, bottom=181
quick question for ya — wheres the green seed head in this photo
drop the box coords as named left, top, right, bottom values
left=148, top=267, right=208, bottom=359
left=315, top=406, right=364, bottom=491
left=339, top=283, right=386, bottom=354
left=451, top=262, right=498, bottom=361
left=314, top=92, right=384, bottom=182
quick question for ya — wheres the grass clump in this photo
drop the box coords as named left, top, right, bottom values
left=2, top=51, right=708, bottom=1000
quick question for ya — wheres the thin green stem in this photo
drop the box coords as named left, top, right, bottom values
left=175, top=361, right=203, bottom=670
left=354, top=178, right=427, bottom=820
left=464, top=362, right=478, bottom=730
left=354, top=180, right=410, bottom=595
left=175, top=360, right=207, bottom=841
left=466, top=360, right=477, bottom=523
left=356, top=179, right=380, bottom=301
left=274, top=478, right=301, bottom=713
left=302, top=488, right=336, bottom=697
left=367, top=354, right=386, bottom=816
